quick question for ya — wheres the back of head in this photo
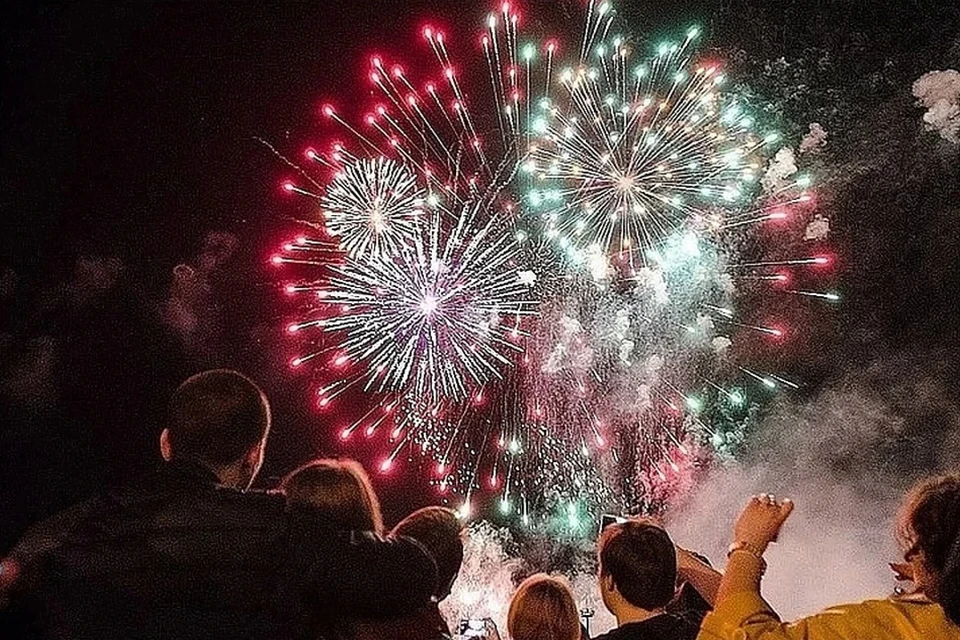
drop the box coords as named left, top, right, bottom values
left=282, top=458, right=384, bottom=533
left=508, top=574, right=581, bottom=640
left=392, top=506, right=464, bottom=600
left=599, top=519, right=677, bottom=611
left=897, top=473, right=960, bottom=605
left=167, top=369, right=271, bottom=467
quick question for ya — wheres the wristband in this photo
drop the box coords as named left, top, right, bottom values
left=727, top=541, right=767, bottom=575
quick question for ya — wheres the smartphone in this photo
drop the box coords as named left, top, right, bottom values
left=600, top=513, right=628, bottom=533
left=459, top=618, right=493, bottom=638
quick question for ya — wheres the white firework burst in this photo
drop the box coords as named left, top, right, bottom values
left=322, top=157, right=425, bottom=259
left=320, top=202, right=537, bottom=404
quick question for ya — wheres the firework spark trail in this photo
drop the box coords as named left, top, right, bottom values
left=498, top=231, right=740, bottom=511
left=272, top=0, right=836, bottom=524
left=328, top=212, right=534, bottom=400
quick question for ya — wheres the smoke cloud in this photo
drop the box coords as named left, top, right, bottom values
left=431, top=366, right=954, bottom=633
left=799, top=123, right=828, bottom=154
left=0, top=267, right=18, bottom=300
left=912, top=69, right=960, bottom=144
left=667, top=350, right=960, bottom=618
left=0, top=335, right=59, bottom=411
left=161, top=231, right=239, bottom=359
left=803, top=214, right=830, bottom=241
left=762, top=147, right=798, bottom=194
left=441, top=521, right=619, bottom=635
left=0, top=257, right=123, bottom=411
left=440, top=522, right=520, bottom=635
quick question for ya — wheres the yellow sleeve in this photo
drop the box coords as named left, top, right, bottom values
left=696, top=592, right=861, bottom=640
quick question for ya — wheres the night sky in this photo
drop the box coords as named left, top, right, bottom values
left=2, top=1, right=958, bottom=553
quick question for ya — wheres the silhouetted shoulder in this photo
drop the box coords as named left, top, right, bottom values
left=10, top=495, right=104, bottom=566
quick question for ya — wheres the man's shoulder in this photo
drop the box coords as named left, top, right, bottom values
left=11, top=495, right=103, bottom=565
left=593, top=624, right=632, bottom=640
left=137, top=482, right=288, bottom=535
left=209, top=486, right=286, bottom=511
left=205, top=487, right=289, bottom=530
left=12, top=480, right=288, bottom=564
left=592, top=614, right=699, bottom=640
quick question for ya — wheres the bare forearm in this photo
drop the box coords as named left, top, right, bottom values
left=715, top=551, right=766, bottom=606
left=678, top=556, right=723, bottom=606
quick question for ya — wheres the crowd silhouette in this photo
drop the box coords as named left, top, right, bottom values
left=1, top=369, right=958, bottom=639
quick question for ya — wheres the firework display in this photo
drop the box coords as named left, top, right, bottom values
left=272, top=1, right=836, bottom=524
left=524, top=35, right=766, bottom=268
left=321, top=157, right=425, bottom=260
left=313, top=202, right=534, bottom=406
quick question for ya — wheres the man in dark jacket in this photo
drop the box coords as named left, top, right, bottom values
left=593, top=520, right=703, bottom=640
left=5, top=369, right=436, bottom=640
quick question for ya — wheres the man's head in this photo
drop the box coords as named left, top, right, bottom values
left=392, top=506, right=464, bottom=601
left=160, top=369, right=271, bottom=490
left=896, top=473, right=960, bottom=603
left=598, top=519, right=677, bottom=620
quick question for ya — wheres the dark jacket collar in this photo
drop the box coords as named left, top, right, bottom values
left=102, top=458, right=224, bottom=507
left=161, top=458, right=223, bottom=486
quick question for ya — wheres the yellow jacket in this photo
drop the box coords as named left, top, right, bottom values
left=697, top=591, right=960, bottom=640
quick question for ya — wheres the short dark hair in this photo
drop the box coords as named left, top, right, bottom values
left=167, top=370, right=270, bottom=466
left=392, top=507, right=464, bottom=599
left=599, top=519, right=676, bottom=610
left=898, top=473, right=960, bottom=576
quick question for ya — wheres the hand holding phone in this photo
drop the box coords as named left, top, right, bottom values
left=459, top=617, right=500, bottom=639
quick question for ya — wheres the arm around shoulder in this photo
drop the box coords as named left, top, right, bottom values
left=291, top=521, right=438, bottom=618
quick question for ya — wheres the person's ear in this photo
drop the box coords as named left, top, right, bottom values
left=159, top=429, right=173, bottom=461
left=242, top=443, right=265, bottom=485
left=602, top=573, right=616, bottom=594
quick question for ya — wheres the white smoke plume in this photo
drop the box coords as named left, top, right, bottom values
left=440, top=521, right=521, bottom=635
left=799, top=123, right=828, bottom=154
left=517, top=270, right=537, bottom=287
left=803, top=214, right=831, bottom=241
left=912, top=69, right=960, bottom=144
left=634, top=266, right=670, bottom=305
left=667, top=351, right=960, bottom=619
left=569, top=571, right=618, bottom=634
left=429, top=347, right=960, bottom=633
left=711, top=335, right=732, bottom=356
left=762, top=147, right=798, bottom=194
left=440, top=521, right=619, bottom=636
left=585, top=244, right=614, bottom=283
left=541, top=314, right=594, bottom=375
